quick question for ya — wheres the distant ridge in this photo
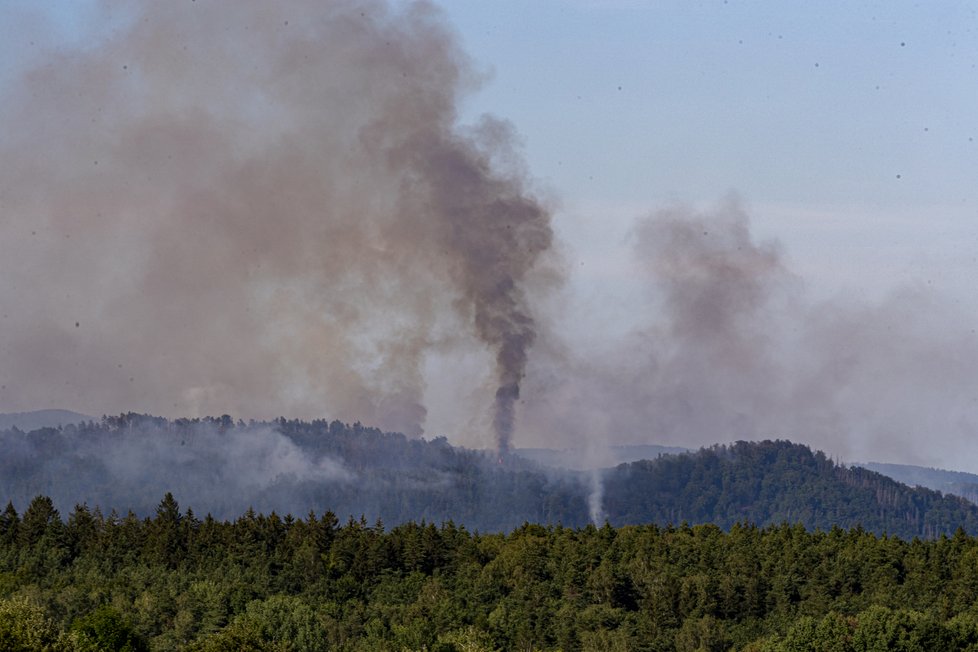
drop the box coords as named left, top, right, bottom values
left=0, top=409, right=93, bottom=432
left=604, top=440, right=978, bottom=538
left=515, top=444, right=689, bottom=470
left=858, top=461, right=978, bottom=505
left=1, top=414, right=977, bottom=538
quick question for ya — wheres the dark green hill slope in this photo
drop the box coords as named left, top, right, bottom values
left=2, top=415, right=977, bottom=538
left=603, top=440, right=978, bottom=538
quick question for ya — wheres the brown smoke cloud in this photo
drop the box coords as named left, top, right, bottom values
left=7, top=2, right=970, bottom=472
left=0, top=0, right=553, bottom=449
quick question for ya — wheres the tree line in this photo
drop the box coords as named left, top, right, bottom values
left=4, top=494, right=978, bottom=649
left=3, top=415, right=978, bottom=540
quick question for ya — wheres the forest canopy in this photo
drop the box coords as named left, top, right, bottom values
left=3, top=496, right=978, bottom=650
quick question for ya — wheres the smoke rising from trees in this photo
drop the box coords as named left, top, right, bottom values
left=0, top=0, right=554, bottom=451
left=3, top=1, right=977, bottom=474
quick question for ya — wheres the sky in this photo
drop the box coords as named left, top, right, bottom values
left=437, top=1, right=978, bottom=466
left=437, top=0, right=978, bottom=307
left=434, top=1, right=978, bottom=471
left=2, top=1, right=978, bottom=470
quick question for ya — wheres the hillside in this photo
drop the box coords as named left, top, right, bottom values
left=858, top=461, right=978, bottom=505
left=604, top=440, right=978, bottom=538
left=2, top=415, right=978, bottom=539
left=0, top=415, right=589, bottom=531
left=515, top=444, right=689, bottom=470
left=0, top=409, right=92, bottom=431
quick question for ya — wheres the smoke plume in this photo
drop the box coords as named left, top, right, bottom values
left=6, top=1, right=973, bottom=480
left=0, top=0, right=553, bottom=450
left=521, top=197, right=978, bottom=472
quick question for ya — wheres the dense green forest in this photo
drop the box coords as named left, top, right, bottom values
left=5, top=418, right=978, bottom=649
left=5, top=496, right=978, bottom=650
left=2, top=415, right=978, bottom=539
left=606, top=441, right=978, bottom=538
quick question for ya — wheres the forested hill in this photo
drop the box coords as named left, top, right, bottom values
left=603, top=440, right=978, bottom=538
left=2, top=414, right=978, bottom=539
left=0, top=409, right=92, bottom=432
left=0, top=415, right=589, bottom=532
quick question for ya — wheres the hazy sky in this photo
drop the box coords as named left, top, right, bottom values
left=437, top=0, right=977, bottom=309
left=437, top=1, right=978, bottom=468
left=3, top=1, right=978, bottom=470
left=435, top=2, right=978, bottom=472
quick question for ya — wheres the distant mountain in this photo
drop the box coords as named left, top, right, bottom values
left=604, top=441, right=978, bottom=538
left=0, top=415, right=589, bottom=532
left=515, top=444, right=689, bottom=470
left=857, top=461, right=978, bottom=505
left=0, top=409, right=92, bottom=431
left=2, top=414, right=977, bottom=539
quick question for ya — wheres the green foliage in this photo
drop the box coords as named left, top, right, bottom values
left=433, top=627, right=498, bottom=652
left=605, top=440, right=978, bottom=539
left=0, top=596, right=69, bottom=652
left=4, top=436, right=978, bottom=649
left=69, top=605, right=148, bottom=652
left=1, top=498, right=977, bottom=650
left=183, top=620, right=282, bottom=652
left=232, top=595, right=326, bottom=651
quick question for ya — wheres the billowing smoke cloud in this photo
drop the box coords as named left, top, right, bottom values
left=0, top=0, right=553, bottom=449
left=521, top=197, right=978, bottom=473
left=6, top=0, right=972, bottom=485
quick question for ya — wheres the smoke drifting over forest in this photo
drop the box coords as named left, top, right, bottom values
left=0, top=0, right=553, bottom=452
left=2, top=0, right=977, bottom=470
left=521, top=198, right=978, bottom=468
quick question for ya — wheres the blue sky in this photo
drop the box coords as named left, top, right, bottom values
left=438, top=0, right=978, bottom=310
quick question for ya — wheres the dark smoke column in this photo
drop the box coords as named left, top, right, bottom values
left=396, top=122, right=553, bottom=456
